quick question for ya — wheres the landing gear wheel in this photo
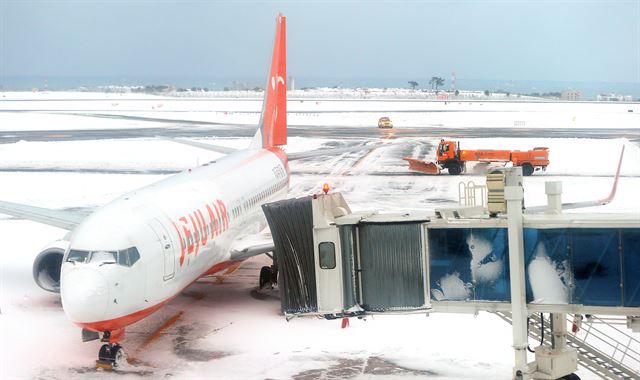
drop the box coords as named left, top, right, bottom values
left=259, top=266, right=273, bottom=289
left=112, top=345, right=127, bottom=367
left=98, top=344, right=112, bottom=362
left=97, top=342, right=127, bottom=368
left=558, top=373, right=580, bottom=380
left=522, top=163, right=534, bottom=176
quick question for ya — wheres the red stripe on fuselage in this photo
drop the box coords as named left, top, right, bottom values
left=75, top=259, right=244, bottom=333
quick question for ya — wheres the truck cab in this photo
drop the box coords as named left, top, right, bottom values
left=436, top=140, right=464, bottom=175
left=437, top=140, right=458, bottom=161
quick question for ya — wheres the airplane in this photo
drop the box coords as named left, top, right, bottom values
left=0, top=13, right=376, bottom=367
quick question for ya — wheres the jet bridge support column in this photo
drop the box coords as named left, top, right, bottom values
left=545, top=181, right=562, bottom=214
left=504, top=168, right=530, bottom=379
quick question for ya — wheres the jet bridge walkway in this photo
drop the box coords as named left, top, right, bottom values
left=262, top=168, right=639, bottom=380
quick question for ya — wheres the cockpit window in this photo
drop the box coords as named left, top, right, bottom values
left=127, top=247, right=140, bottom=266
left=117, top=249, right=130, bottom=266
left=66, top=247, right=139, bottom=267
left=67, top=250, right=89, bottom=263
left=89, top=250, right=117, bottom=264
left=116, top=247, right=140, bottom=267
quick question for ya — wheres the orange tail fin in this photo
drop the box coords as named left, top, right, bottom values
left=253, top=13, right=287, bottom=148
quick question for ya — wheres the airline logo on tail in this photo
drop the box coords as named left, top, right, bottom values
left=258, top=13, right=287, bottom=148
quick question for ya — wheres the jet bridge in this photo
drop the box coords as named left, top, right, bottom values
left=262, top=168, right=640, bottom=380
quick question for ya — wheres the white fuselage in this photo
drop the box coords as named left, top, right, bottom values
left=59, top=147, right=289, bottom=331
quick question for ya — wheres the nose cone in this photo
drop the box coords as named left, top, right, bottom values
left=61, top=268, right=109, bottom=323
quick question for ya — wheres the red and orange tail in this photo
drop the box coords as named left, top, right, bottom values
left=252, top=13, right=287, bottom=149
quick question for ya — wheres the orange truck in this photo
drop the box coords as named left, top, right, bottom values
left=403, top=139, right=549, bottom=176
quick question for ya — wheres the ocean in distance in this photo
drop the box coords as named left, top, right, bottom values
left=1, top=75, right=638, bottom=100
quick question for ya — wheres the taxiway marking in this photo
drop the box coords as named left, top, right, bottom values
left=215, top=261, right=244, bottom=284
left=129, top=311, right=184, bottom=363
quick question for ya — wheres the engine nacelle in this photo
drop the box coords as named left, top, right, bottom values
left=32, top=240, right=69, bottom=293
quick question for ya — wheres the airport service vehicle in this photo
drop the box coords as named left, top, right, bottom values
left=403, top=139, right=549, bottom=176
left=0, top=14, right=374, bottom=368
left=377, top=116, right=393, bottom=128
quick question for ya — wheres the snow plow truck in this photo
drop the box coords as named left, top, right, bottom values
left=403, top=139, right=549, bottom=176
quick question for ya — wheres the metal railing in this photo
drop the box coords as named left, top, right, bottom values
left=458, top=181, right=486, bottom=207
left=495, top=312, right=640, bottom=380
left=572, top=315, right=640, bottom=377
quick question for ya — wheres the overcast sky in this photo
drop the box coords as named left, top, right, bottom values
left=1, top=0, right=639, bottom=84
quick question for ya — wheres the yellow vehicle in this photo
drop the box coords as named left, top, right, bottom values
left=378, top=116, right=393, bottom=128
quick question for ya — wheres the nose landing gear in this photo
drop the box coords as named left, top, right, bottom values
left=259, top=253, right=278, bottom=289
left=95, top=330, right=127, bottom=369
left=259, top=265, right=277, bottom=289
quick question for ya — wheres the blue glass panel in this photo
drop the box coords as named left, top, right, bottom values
left=571, top=229, right=621, bottom=306
left=524, top=228, right=571, bottom=304
left=623, top=229, right=640, bottom=307
left=428, top=228, right=510, bottom=302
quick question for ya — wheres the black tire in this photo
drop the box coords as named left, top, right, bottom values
left=111, top=345, right=127, bottom=367
left=259, top=266, right=272, bottom=289
left=559, top=373, right=580, bottom=380
left=447, top=162, right=462, bottom=175
left=522, top=163, right=534, bottom=176
left=98, top=344, right=112, bottom=362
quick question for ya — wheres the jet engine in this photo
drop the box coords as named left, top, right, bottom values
left=32, top=240, right=69, bottom=293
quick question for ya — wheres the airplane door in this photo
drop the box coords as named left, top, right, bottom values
left=149, top=218, right=175, bottom=281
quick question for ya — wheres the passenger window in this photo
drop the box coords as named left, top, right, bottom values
left=319, top=242, right=336, bottom=269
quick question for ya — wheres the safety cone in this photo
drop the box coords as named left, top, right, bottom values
left=341, top=317, right=349, bottom=329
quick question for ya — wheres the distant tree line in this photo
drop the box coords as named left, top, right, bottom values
left=407, top=77, right=446, bottom=91
left=131, top=85, right=171, bottom=93
left=525, top=91, right=562, bottom=98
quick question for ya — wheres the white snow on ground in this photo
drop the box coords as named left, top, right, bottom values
left=1, top=91, right=638, bottom=130
left=0, top=139, right=223, bottom=172
left=0, top=112, right=161, bottom=131
left=1, top=93, right=638, bottom=379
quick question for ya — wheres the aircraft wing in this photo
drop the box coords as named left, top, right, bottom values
left=0, top=200, right=87, bottom=230
left=525, top=145, right=625, bottom=213
left=287, top=142, right=382, bottom=161
left=230, top=242, right=275, bottom=261
left=229, top=232, right=275, bottom=261
left=165, top=137, right=382, bottom=161
left=160, top=137, right=239, bottom=155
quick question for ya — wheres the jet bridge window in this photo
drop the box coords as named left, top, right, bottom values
left=319, top=242, right=336, bottom=269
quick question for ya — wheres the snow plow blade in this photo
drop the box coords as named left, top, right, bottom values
left=403, top=157, right=440, bottom=175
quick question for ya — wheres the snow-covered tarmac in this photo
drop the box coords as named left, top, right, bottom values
left=0, top=93, right=638, bottom=379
